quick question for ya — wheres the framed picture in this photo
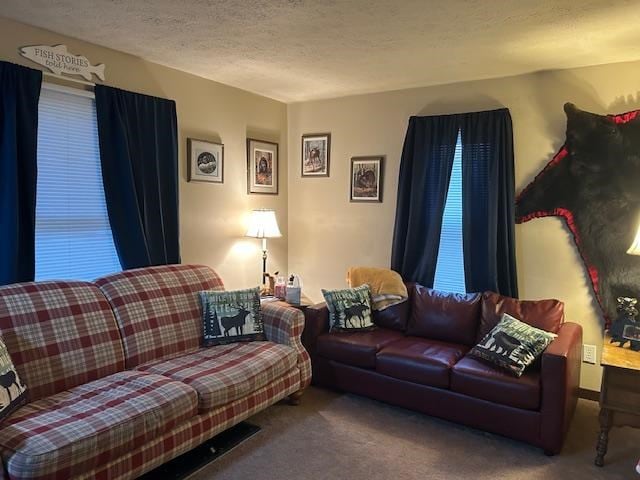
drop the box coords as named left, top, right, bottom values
left=301, top=133, right=331, bottom=177
left=247, top=138, right=278, bottom=194
left=350, top=156, right=383, bottom=203
left=188, top=138, right=224, bottom=183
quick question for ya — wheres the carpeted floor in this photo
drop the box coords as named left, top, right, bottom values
left=191, top=387, right=639, bottom=480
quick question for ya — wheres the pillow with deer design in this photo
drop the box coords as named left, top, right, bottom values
left=322, top=284, right=375, bottom=331
left=469, top=313, right=556, bottom=377
left=199, top=287, right=265, bottom=346
left=0, top=334, right=27, bottom=423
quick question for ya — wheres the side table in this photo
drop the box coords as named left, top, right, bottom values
left=595, top=334, right=640, bottom=466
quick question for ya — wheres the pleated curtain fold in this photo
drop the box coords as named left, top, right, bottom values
left=0, top=61, right=42, bottom=285
left=94, top=85, right=180, bottom=269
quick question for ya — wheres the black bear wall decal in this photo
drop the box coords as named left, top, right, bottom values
left=516, top=103, right=640, bottom=327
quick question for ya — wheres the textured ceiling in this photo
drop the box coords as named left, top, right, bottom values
left=3, top=0, right=640, bottom=102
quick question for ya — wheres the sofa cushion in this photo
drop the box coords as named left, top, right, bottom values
left=478, top=291, right=564, bottom=341
left=376, top=337, right=469, bottom=388
left=373, top=298, right=410, bottom=332
left=136, top=341, right=297, bottom=410
left=199, top=287, right=264, bottom=346
left=451, top=356, right=541, bottom=410
left=0, top=371, right=197, bottom=480
left=407, top=285, right=481, bottom=346
left=0, top=281, right=125, bottom=402
left=0, top=336, right=27, bottom=423
left=95, top=264, right=224, bottom=368
left=469, top=313, right=556, bottom=377
left=316, top=328, right=404, bottom=369
left=322, top=284, right=375, bottom=331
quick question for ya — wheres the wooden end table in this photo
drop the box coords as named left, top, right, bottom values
left=595, top=334, right=640, bottom=466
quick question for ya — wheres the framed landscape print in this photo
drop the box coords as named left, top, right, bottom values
left=350, top=156, right=383, bottom=203
left=301, top=133, right=331, bottom=177
left=247, top=138, right=278, bottom=194
left=188, top=138, right=224, bottom=183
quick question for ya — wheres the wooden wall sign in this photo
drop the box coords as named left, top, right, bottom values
left=19, top=44, right=105, bottom=81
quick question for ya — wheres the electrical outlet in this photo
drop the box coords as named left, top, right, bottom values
left=583, top=344, right=597, bottom=364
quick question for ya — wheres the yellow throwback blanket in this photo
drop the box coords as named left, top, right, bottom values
left=347, top=266, right=408, bottom=311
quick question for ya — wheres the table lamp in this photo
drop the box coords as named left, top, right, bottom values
left=245, top=209, right=282, bottom=286
left=628, top=224, right=640, bottom=256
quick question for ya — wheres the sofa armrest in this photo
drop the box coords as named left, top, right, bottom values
left=539, top=322, right=583, bottom=454
left=261, top=302, right=312, bottom=389
left=301, top=303, right=330, bottom=358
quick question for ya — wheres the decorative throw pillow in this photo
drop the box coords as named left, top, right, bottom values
left=199, top=287, right=264, bottom=346
left=469, top=313, right=557, bottom=377
left=322, top=284, right=375, bottom=331
left=0, top=336, right=27, bottom=422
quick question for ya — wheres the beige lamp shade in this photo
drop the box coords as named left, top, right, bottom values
left=628, top=223, right=640, bottom=255
left=245, top=209, right=282, bottom=238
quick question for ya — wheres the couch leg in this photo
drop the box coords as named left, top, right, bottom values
left=288, top=389, right=305, bottom=406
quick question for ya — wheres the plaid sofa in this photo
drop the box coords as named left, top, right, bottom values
left=0, top=265, right=311, bottom=480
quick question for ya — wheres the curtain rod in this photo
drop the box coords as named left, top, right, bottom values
left=43, top=71, right=95, bottom=88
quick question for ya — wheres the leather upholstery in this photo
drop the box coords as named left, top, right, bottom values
left=316, top=328, right=404, bottom=369
left=300, top=287, right=582, bottom=454
left=407, top=285, right=481, bottom=345
left=314, top=357, right=541, bottom=448
left=376, top=337, right=468, bottom=388
left=540, top=322, right=582, bottom=453
left=373, top=298, right=410, bottom=331
left=451, top=356, right=541, bottom=410
left=302, top=303, right=331, bottom=359
left=478, top=291, right=564, bottom=341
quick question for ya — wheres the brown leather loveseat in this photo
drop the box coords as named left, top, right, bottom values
left=303, top=283, right=582, bottom=455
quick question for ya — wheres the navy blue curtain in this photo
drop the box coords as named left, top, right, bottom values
left=391, top=114, right=459, bottom=287
left=95, top=85, right=180, bottom=269
left=461, top=108, right=517, bottom=297
left=0, top=62, right=41, bottom=285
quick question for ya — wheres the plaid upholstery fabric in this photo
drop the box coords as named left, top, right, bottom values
left=95, top=264, right=224, bottom=368
left=136, top=341, right=297, bottom=410
left=0, top=371, right=198, bottom=480
left=263, top=302, right=312, bottom=389
left=76, top=368, right=301, bottom=480
left=0, top=281, right=125, bottom=402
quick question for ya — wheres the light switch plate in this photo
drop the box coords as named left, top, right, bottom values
left=583, top=344, right=597, bottom=364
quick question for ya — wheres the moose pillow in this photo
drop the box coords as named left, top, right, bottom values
left=322, top=284, right=375, bottom=331
left=469, top=313, right=556, bottom=377
left=0, top=335, right=27, bottom=423
left=199, top=287, right=265, bottom=346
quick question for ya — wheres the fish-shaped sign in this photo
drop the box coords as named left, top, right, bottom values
left=19, top=44, right=105, bottom=81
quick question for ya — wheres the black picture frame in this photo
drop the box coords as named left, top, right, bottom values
left=350, top=156, right=384, bottom=203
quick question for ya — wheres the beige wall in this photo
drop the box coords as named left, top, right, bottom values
left=0, top=16, right=288, bottom=290
left=288, top=60, right=640, bottom=391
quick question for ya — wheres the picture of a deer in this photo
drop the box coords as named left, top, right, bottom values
left=343, top=300, right=370, bottom=328
left=220, top=305, right=251, bottom=336
left=0, top=370, right=23, bottom=403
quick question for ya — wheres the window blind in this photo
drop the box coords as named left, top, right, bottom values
left=35, top=84, right=122, bottom=281
left=433, top=130, right=466, bottom=293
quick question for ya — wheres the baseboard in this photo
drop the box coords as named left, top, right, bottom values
left=578, top=388, right=600, bottom=401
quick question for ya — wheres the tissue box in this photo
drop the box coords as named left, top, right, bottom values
left=285, top=287, right=301, bottom=304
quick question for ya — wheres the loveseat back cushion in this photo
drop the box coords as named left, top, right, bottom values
left=95, top=264, right=224, bottom=368
left=406, top=285, right=481, bottom=346
left=0, top=281, right=125, bottom=402
left=373, top=296, right=410, bottom=332
left=478, top=291, right=564, bottom=342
